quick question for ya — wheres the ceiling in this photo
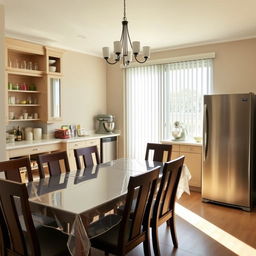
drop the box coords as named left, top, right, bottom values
left=2, top=0, right=256, bottom=56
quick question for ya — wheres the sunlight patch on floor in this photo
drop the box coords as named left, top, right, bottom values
left=175, top=203, right=256, bottom=256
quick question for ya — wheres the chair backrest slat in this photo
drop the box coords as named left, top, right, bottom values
left=37, top=151, right=70, bottom=178
left=145, top=143, right=172, bottom=162
left=74, top=146, right=100, bottom=169
left=118, top=167, right=160, bottom=250
left=154, top=156, right=184, bottom=220
left=0, top=157, right=33, bottom=182
left=0, top=179, right=41, bottom=256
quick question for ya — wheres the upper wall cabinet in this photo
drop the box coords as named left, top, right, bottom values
left=5, top=38, right=64, bottom=124
left=43, top=47, right=64, bottom=123
left=45, top=47, right=63, bottom=75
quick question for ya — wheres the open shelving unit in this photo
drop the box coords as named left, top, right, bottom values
left=5, top=38, right=64, bottom=123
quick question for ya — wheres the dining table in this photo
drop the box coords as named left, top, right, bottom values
left=26, top=158, right=191, bottom=256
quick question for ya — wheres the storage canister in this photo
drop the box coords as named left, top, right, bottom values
left=33, top=128, right=42, bottom=140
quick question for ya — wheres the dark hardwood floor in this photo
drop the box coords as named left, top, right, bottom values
left=91, top=191, right=256, bottom=256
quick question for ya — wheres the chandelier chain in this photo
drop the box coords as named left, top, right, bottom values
left=123, top=0, right=126, bottom=19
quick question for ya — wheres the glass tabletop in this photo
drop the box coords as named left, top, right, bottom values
left=28, top=158, right=163, bottom=215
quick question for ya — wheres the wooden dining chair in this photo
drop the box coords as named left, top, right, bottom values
left=37, top=151, right=70, bottom=178
left=0, top=157, right=33, bottom=182
left=145, top=143, right=172, bottom=162
left=74, top=145, right=100, bottom=169
left=90, top=167, right=160, bottom=256
left=151, top=156, right=185, bottom=256
left=0, top=178, right=71, bottom=256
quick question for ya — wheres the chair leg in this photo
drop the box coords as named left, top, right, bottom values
left=169, top=217, right=178, bottom=248
left=151, top=225, right=161, bottom=256
left=143, top=231, right=151, bottom=256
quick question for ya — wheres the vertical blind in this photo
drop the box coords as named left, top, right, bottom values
left=125, top=59, right=213, bottom=159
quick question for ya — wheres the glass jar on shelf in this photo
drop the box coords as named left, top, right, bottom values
left=20, top=60, right=27, bottom=69
left=33, top=62, right=39, bottom=70
left=27, top=96, right=32, bottom=104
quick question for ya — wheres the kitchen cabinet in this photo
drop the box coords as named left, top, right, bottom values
left=43, top=47, right=63, bottom=123
left=5, top=38, right=45, bottom=123
left=6, top=142, right=64, bottom=182
left=65, top=139, right=101, bottom=171
left=5, top=38, right=63, bottom=123
left=168, top=142, right=202, bottom=190
left=47, top=76, right=62, bottom=122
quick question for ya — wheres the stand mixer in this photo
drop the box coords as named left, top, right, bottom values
left=172, top=121, right=186, bottom=140
left=96, top=114, right=115, bottom=134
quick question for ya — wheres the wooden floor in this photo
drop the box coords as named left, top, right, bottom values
left=91, top=191, right=256, bottom=256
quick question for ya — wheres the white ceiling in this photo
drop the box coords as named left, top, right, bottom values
left=3, top=0, right=256, bottom=56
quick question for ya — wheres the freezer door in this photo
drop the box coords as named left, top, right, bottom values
left=202, top=94, right=252, bottom=208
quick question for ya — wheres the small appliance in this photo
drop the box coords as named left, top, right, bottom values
left=172, top=121, right=186, bottom=141
left=54, top=129, right=70, bottom=139
left=96, top=114, right=115, bottom=134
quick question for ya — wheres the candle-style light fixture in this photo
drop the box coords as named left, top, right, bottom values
left=102, top=0, right=150, bottom=67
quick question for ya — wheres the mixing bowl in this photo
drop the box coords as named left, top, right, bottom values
left=103, top=121, right=115, bottom=132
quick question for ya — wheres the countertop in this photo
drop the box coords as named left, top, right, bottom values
left=6, top=133, right=120, bottom=150
left=161, top=138, right=202, bottom=147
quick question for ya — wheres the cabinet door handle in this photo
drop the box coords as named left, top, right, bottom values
left=32, top=148, right=39, bottom=151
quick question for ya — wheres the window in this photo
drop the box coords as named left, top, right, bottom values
left=125, top=58, right=213, bottom=159
left=164, top=59, right=213, bottom=138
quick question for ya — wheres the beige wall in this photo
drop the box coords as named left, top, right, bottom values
left=0, top=5, right=6, bottom=160
left=106, top=38, right=256, bottom=157
left=106, top=64, right=124, bottom=157
left=47, top=51, right=107, bottom=134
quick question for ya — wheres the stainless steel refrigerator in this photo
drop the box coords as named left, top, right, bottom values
left=202, top=93, right=255, bottom=211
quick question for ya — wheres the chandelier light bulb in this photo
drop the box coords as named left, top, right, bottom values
left=103, top=47, right=110, bottom=58
left=132, top=41, right=140, bottom=55
left=102, top=0, right=150, bottom=67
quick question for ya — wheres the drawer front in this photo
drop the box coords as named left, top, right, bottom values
left=171, top=151, right=180, bottom=160
left=180, top=145, right=202, bottom=154
left=8, top=143, right=62, bottom=158
left=67, top=139, right=100, bottom=171
left=172, top=144, right=180, bottom=152
left=67, top=139, right=100, bottom=150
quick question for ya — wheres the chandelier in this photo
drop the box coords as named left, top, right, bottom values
left=102, top=0, right=150, bottom=67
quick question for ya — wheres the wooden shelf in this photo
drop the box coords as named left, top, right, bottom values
left=8, top=104, right=40, bottom=107
left=6, top=67, right=44, bottom=77
left=8, top=90, right=40, bottom=94
left=6, top=38, right=64, bottom=124
left=47, top=71, right=62, bottom=76
left=8, top=119, right=40, bottom=122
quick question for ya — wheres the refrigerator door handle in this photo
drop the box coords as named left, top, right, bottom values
left=203, top=104, right=209, bottom=161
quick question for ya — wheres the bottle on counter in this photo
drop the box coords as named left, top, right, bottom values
left=16, top=126, right=22, bottom=141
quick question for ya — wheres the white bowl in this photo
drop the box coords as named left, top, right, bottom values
left=49, top=66, right=56, bottom=72
left=49, top=59, right=56, bottom=65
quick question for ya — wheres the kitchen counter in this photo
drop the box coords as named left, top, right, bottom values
left=6, top=133, right=120, bottom=150
left=161, top=139, right=202, bottom=147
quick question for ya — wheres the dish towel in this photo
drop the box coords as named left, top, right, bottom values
left=176, top=164, right=192, bottom=199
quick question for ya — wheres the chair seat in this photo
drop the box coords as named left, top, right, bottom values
left=25, top=226, right=71, bottom=256
left=87, top=214, right=122, bottom=238
left=90, top=215, right=132, bottom=254
left=33, top=214, right=58, bottom=228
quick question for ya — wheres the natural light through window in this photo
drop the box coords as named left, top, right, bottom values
left=175, top=203, right=256, bottom=256
left=125, top=59, right=212, bottom=159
